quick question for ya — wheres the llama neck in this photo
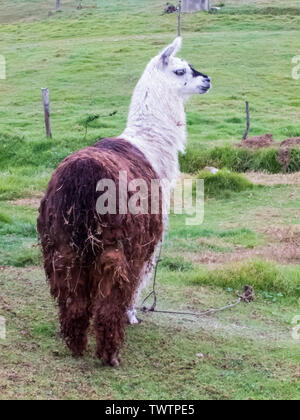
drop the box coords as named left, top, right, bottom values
left=121, top=71, right=187, bottom=184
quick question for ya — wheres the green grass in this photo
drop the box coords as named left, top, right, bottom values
left=0, top=0, right=300, bottom=199
left=0, top=0, right=300, bottom=400
left=160, top=256, right=300, bottom=296
left=197, top=169, right=254, bottom=198
left=0, top=266, right=299, bottom=400
left=188, top=259, right=300, bottom=296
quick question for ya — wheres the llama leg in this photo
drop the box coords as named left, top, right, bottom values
left=58, top=289, right=91, bottom=357
left=94, top=285, right=131, bottom=367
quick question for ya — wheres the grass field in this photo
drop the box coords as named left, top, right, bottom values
left=0, top=0, right=300, bottom=400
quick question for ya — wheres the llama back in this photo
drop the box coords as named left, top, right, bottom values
left=37, top=138, right=164, bottom=288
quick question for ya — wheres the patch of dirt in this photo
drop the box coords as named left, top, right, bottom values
left=237, top=133, right=275, bottom=149
left=0, top=294, right=13, bottom=313
left=245, top=171, right=300, bottom=186
left=262, top=225, right=300, bottom=243
left=293, top=368, right=300, bottom=379
left=280, top=137, right=300, bottom=148
left=277, top=148, right=291, bottom=171
left=249, top=206, right=300, bottom=228
left=278, top=138, right=300, bottom=171
left=250, top=207, right=286, bottom=224
left=8, top=195, right=43, bottom=209
left=236, top=135, right=300, bottom=171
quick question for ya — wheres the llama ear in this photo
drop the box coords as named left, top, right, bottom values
left=159, top=37, right=182, bottom=66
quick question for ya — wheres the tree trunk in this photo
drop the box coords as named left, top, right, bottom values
left=182, top=0, right=210, bottom=13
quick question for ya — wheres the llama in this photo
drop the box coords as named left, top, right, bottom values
left=37, top=37, right=211, bottom=367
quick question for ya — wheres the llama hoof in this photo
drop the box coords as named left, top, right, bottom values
left=126, top=308, right=141, bottom=325
left=98, top=350, right=120, bottom=367
left=127, top=316, right=142, bottom=325
left=109, top=357, right=120, bottom=368
left=102, top=356, right=120, bottom=368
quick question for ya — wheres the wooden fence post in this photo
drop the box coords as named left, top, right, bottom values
left=41, top=88, right=52, bottom=138
left=243, top=101, right=250, bottom=141
left=178, top=1, right=182, bottom=36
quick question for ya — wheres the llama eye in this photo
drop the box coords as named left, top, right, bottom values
left=174, top=69, right=186, bottom=76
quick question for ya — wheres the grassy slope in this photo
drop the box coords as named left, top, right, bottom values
left=1, top=266, right=299, bottom=400
left=1, top=1, right=300, bottom=195
left=0, top=0, right=300, bottom=400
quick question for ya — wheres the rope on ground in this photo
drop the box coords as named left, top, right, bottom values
left=140, top=242, right=163, bottom=313
left=139, top=245, right=255, bottom=318
left=139, top=298, right=242, bottom=318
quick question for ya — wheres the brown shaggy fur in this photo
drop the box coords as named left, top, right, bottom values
left=37, top=138, right=163, bottom=366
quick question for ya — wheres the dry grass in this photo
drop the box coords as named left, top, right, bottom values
left=180, top=225, right=300, bottom=266
left=245, top=172, right=300, bottom=186
left=8, top=195, right=43, bottom=209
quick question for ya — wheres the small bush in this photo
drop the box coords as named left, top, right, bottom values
left=197, top=169, right=253, bottom=198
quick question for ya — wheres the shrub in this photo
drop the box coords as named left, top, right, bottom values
left=180, top=145, right=294, bottom=174
left=197, top=169, right=254, bottom=198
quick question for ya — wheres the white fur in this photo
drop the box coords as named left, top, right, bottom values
left=121, top=38, right=211, bottom=316
left=126, top=308, right=140, bottom=325
left=121, top=37, right=210, bottom=189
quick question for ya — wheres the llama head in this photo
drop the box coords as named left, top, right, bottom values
left=156, top=37, right=211, bottom=97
